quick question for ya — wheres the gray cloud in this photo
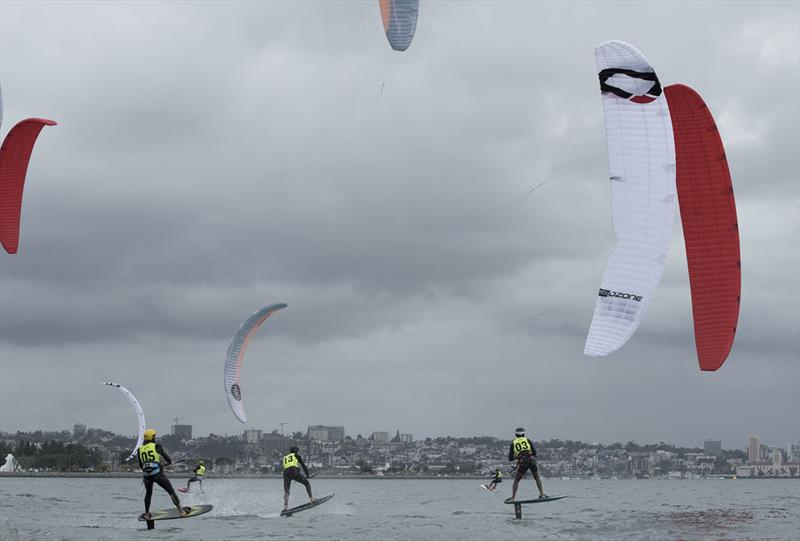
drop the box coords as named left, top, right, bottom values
left=1, top=1, right=797, bottom=449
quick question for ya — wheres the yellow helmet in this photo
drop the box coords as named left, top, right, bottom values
left=143, top=429, right=157, bottom=441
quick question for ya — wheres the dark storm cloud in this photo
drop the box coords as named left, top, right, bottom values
left=1, top=1, right=797, bottom=448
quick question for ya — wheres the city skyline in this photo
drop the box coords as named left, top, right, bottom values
left=3, top=409, right=799, bottom=450
left=4, top=423, right=797, bottom=455
left=3, top=424, right=799, bottom=480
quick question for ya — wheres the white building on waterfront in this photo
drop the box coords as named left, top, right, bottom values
left=0, top=454, right=20, bottom=472
left=736, top=463, right=800, bottom=478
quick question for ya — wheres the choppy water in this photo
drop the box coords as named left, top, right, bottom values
left=1, top=477, right=798, bottom=540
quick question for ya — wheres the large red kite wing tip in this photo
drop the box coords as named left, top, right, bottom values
left=17, top=118, right=57, bottom=127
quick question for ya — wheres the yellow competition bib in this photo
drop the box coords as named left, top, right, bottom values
left=512, top=437, right=532, bottom=458
left=283, top=453, right=299, bottom=470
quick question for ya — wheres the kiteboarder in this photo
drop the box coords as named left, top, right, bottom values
left=137, top=429, right=187, bottom=519
left=282, top=446, right=315, bottom=512
left=508, top=427, right=547, bottom=501
left=486, top=469, right=503, bottom=491
left=182, top=459, right=205, bottom=492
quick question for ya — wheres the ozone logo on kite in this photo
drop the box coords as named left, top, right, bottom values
left=598, top=289, right=643, bottom=302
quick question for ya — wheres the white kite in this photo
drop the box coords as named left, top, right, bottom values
left=584, top=40, right=677, bottom=357
left=103, top=382, right=146, bottom=461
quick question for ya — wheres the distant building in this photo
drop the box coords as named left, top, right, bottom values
left=703, top=439, right=721, bottom=457
left=327, top=426, right=345, bottom=442
left=400, top=433, right=414, bottom=443
left=760, top=444, right=771, bottom=463
left=786, top=443, right=800, bottom=463
left=748, top=436, right=760, bottom=463
left=736, top=463, right=800, bottom=478
left=371, top=431, right=389, bottom=443
left=172, top=424, right=192, bottom=441
left=307, top=426, right=345, bottom=442
left=73, top=423, right=87, bottom=438
left=772, top=449, right=783, bottom=465
left=244, top=429, right=262, bottom=443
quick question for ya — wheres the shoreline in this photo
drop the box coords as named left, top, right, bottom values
left=1, top=472, right=483, bottom=480
left=1, top=472, right=790, bottom=480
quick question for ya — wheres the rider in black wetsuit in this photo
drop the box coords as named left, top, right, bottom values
left=487, top=469, right=503, bottom=491
left=282, top=446, right=315, bottom=511
left=508, top=427, right=547, bottom=501
left=137, top=428, right=186, bottom=518
left=184, top=460, right=205, bottom=491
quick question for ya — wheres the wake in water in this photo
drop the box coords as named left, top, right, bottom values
left=178, top=482, right=287, bottom=519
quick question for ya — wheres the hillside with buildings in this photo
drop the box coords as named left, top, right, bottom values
left=1, top=424, right=797, bottom=479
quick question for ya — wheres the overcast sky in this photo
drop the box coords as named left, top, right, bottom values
left=1, top=1, right=797, bottom=450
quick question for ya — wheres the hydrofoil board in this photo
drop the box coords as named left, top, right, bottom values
left=138, top=505, right=212, bottom=522
left=504, top=495, right=566, bottom=504
left=281, top=493, right=334, bottom=517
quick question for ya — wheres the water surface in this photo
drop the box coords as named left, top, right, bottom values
left=1, top=477, right=798, bottom=540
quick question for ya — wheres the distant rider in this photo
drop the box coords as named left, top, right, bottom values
left=184, top=459, right=206, bottom=491
left=137, top=428, right=187, bottom=519
left=487, top=468, right=503, bottom=491
left=282, top=446, right=315, bottom=511
left=508, top=427, right=547, bottom=501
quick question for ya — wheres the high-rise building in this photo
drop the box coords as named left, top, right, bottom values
left=400, top=433, right=414, bottom=443
left=703, top=439, right=722, bottom=457
left=172, top=424, right=192, bottom=441
left=244, top=429, right=262, bottom=443
left=772, top=449, right=783, bottom=465
left=371, top=431, right=389, bottom=442
left=748, top=436, right=760, bottom=463
left=73, top=423, right=87, bottom=438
